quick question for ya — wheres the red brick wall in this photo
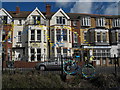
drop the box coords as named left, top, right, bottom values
left=3, top=61, right=42, bottom=68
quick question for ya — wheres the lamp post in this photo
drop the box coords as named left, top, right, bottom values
left=114, top=54, right=117, bottom=77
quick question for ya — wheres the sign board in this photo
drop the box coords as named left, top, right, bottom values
left=31, top=43, right=40, bottom=48
left=110, top=46, right=118, bottom=57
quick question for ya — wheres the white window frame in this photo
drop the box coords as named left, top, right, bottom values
left=96, top=17, right=105, bottom=27
left=56, top=16, right=66, bottom=25
left=81, top=17, right=91, bottom=26
left=112, top=18, right=120, bottom=27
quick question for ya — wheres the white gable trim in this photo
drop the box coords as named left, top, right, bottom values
left=52, top=8, right=70, bottom=19
left=27, top=7, right=46, bottom=19
left=0, top=8, right=12, bottom=18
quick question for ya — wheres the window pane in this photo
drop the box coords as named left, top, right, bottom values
left=57, top=48, right=61, bottom=53
left=31, top=30, right=35, bottom=34
left=37, top=16, right=40, bottom=21
left=63, top=30, right=67, bottom=41
left=97, top=32, right=101, bottom=42
left=3, top=16, right=7, bottom=24
left=60, top=17, right=62, bottom=24
left=37, top=49, right=41, bottom=54
left=103, top=33, right=106, bottom=42
left=63, top=18, right=65, bottom=24
left=31, top=55, right=35, bottom=61
left=56, top=30, right=61, bottom=41
left=37, top=55, right=41, bottom=61
left=56, top=17, right=59, bottom=24
left=37, top=30, right=41, bottom=41
left=31, top=49, right=35, bottom=53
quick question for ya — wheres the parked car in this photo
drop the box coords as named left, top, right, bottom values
left=35, top=60, right=62, bottom=71
left=35, top=60, right=78, bottom=71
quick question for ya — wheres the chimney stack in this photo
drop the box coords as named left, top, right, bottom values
left=46, top=4, right=51, bottom=16
left=16, top=6, right=20, bottom=14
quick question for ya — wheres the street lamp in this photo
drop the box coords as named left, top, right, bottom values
left=109, top=49, right=118, bottom=77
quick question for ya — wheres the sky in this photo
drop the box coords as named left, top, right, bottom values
left=1, top=1, right=120, bottom=15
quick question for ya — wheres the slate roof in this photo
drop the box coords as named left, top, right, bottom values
left=8, top=10, right=119, bottom=19
left=8, top=11, right=32, bottom=18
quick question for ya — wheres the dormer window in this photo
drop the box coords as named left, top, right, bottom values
left=32, top=16, right=40, bottom=25
left=112, top=18, right=120, bottom=28
left=3, top=16, right=7, bottom=24
left=96, top=17, right=105, bottom=27
left=81, top=17, right=91, bottom=26
left=56, top=16, right=65, bottom=25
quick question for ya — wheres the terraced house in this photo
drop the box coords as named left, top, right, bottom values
left=1, top=4, right=120, bottom=67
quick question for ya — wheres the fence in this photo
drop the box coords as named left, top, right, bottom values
left=2, top=56, right=120, bottom=78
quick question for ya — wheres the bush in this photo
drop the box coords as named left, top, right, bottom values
left=2, top=71, right=120, bottom=88
left=89, top=73, right=120, bottom=88
left=2, top=72, right=66, bottom=88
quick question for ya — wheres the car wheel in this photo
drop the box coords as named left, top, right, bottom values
left=39, top=65, right=46, bottom=71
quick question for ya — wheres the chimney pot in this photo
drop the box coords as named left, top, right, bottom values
left=46, top=4, right=51, bottom=15
left=16, top=6, right=20, bottom=14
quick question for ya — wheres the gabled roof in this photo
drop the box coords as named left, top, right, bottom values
left=27, top=7, right=46, bottom=19
left=0, top=8, right=12, bottom=18
left=51, top=8, right=70, bottom=19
